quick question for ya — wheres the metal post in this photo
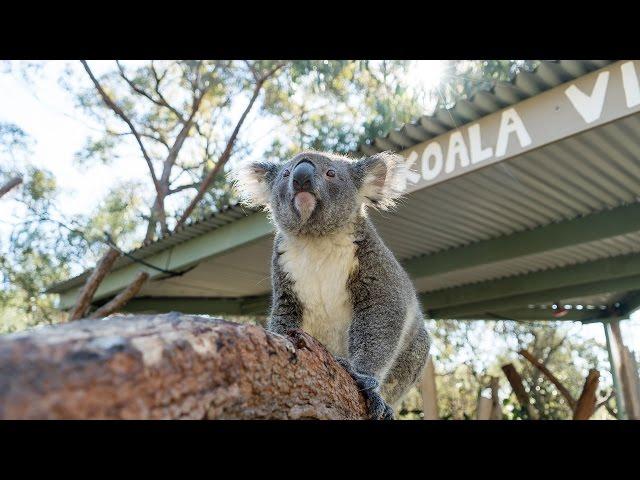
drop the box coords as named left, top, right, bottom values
left=603, top=320, right=626, bottom=419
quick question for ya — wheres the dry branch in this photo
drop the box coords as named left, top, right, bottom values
left=0, top=176, right=23, bottom=199
left=518, top=349, right=577, bottom=410
left=0, top=314, right=369, bottom=420
left=67, top=248, right=121, bottom=321
left=174, top=63, right=286, bottom=229
left=80, top=60, right=161, bottom=195
left=89, top=272, right=149, bottom=319
left=573, top=369, right=600, bottom=420
left=502, top=363, right=538, bottom=419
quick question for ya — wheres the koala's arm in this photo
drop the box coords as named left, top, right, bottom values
left=266, top=235, right=303, bottom=335
left=348, top=294, right=410, bottom=381
left=347, top=229, right=420, bottom=383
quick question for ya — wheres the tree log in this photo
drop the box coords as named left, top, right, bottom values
left=501, top=363, right=538, bottom=419
left=573, top=369, right=600, bottom=420
left=0, top=313, right=369, bottom=419
left=68, top=248, right=121, bottom=321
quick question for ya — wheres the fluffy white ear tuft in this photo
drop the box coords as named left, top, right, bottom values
left=355, top=152, right=408, bottom=210
left=230, top=160, right=278, bottom=207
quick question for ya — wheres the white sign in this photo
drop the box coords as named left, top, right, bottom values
left=402, top=61, right=640, bottom=193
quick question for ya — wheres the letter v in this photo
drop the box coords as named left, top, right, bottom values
left=565, top=71, right=610, bottom=124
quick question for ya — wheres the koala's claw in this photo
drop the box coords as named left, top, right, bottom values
left=335, top=357, right=395, bottom=420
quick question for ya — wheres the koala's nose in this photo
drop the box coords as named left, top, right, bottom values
left=292, top=160, right=315, bottom=193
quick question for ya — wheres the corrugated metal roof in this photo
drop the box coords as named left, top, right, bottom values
left=358, top=60, right=614, bottom=156
left=370, top=112, right=640, bottom=265
left=47, top=203, right=259, bottom=293
left=413, top=231, right=640, bottom=293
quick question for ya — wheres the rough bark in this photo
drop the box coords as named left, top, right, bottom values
left=518, top=349, right=577, bottom=410
left=0, top=314, right=369, bottom=420
left=89, top=272, right=149, bottom=319
left=68, top=248, right=121, bottom=321
left=573, top=369, right=600, bottom=420
left=501, top=363, right=538, bottom=419
left=0, top=176, right=23, bottom=199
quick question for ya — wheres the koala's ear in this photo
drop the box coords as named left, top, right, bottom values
left=231, top=160, right=279, bottom=207
left=350, top=151, right=408, bottom=210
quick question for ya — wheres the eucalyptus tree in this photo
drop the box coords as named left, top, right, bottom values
left=73, top=60, right=427, bottom=245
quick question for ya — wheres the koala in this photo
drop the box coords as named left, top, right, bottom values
left=232, top=150, right=430, bottom=419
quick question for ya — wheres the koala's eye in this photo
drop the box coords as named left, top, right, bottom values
left=282, top=169, right=290, bottom=178
left=326, top=169, right=336, bottom=178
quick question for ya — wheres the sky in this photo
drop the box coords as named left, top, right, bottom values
left=1, top=60, right=638, bottom=356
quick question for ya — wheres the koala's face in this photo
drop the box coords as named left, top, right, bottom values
left=268, top=152, right=360, bottom=235
left=233, top=150, right=407, bottom=236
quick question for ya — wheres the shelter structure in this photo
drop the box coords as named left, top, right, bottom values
left=48, top=60, right=640, bottom=418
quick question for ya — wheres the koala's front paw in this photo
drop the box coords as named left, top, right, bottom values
left=362, top=387, right=395, bottom=420
left=335, top=357, right=395, bottom=420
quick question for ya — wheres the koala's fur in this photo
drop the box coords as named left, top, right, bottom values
left=232, top=150, right=430, bottom=416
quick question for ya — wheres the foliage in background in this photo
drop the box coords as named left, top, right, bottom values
left=395, top=319, right=614, bottom=420
left=1, top=122, right=68, bottom=331
left=0, top=122, right=144, bottom=332
left=433, top=60, right=539, bottom=108
left=55, top=60, right=430, bottom=246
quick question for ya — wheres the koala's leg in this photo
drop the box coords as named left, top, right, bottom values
left=343, top=302, right=414, bottom=420
left=335, top=356, right=394, bottom=420
left=380, top=325, right=430, bottom=407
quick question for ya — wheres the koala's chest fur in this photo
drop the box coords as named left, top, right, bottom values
left=278, top=232, right=358, bottom=357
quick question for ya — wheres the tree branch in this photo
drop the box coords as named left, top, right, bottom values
left=0, top=176, right=23, bottom=199
left=501, top=363, right=539, bottom=419
left=518, top=349, right=577, bottom=410
left=89, top=272, right=149, bottom=319
left=174, top=63, right=286, bottom=229
left=168, top=182, right=200, bottom=195
left=0, top=315, right=369, bottom=420
left=116, top=61, right=185, bottom=122
left=573, top=369, right=600, bottom=420
left=67, top=247, right=121, bottom=321
left=80, top=60, right=161, bottom=195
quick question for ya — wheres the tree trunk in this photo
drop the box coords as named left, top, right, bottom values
left=0, top=314, right=369, bottom=420
left=501, top=363, right=538, bottom=419
left=573, top=369, right=600, bottom=420
left=420, top=356, right=438, bottom=420
left=622, top=346, right=640, bottom=419
left=609, top=320, right=640, bottom=420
